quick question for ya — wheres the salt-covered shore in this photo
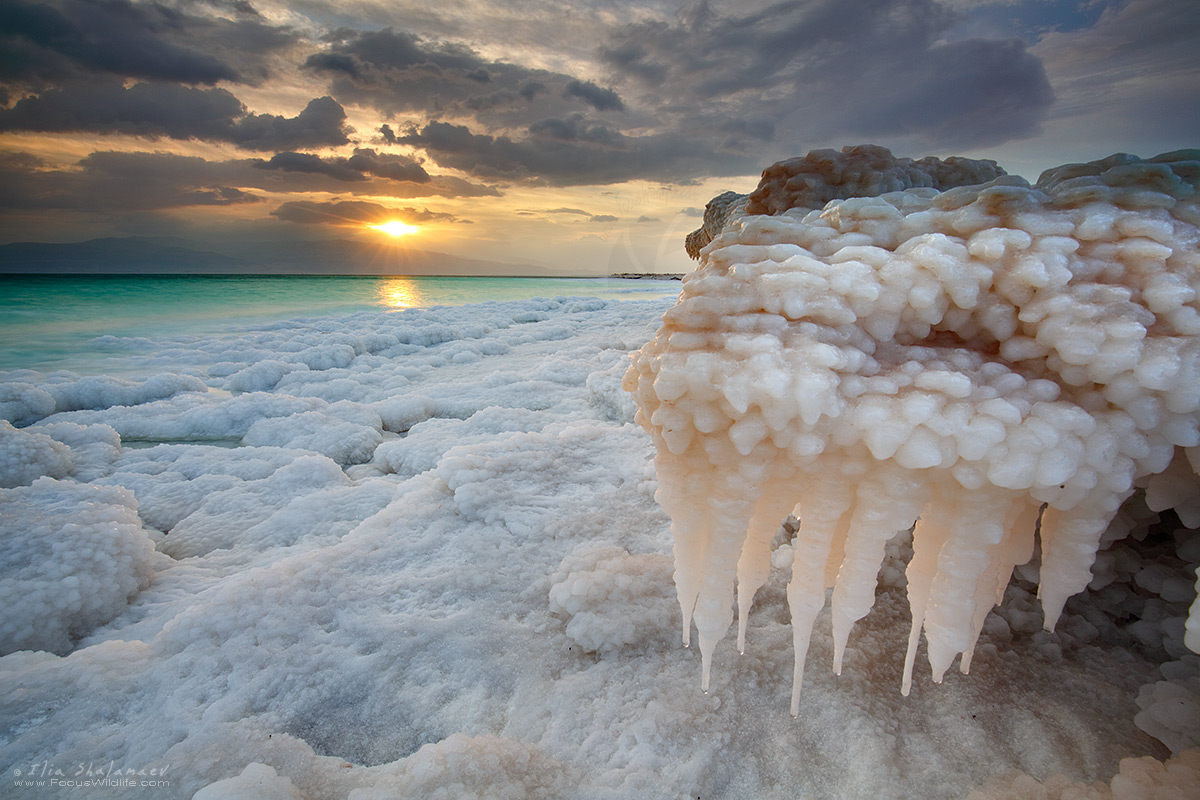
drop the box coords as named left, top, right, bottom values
left=1, top=289, right=1196, bottom=799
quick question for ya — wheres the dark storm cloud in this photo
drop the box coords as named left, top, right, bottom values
left=562, top=80, right=624, bottom=112
left=347, top=149, right=431, bottom=183
left=1032, top=0, right=1200, bottom=145
left=303, top=26, right=631, bottom=126
left=270, top=199, right=458, bottom=226
left=297, top=0, right=1056, bottom=186
left=398, top=120, right=760, bottom=185
left=600, top=0, right=1055, bottom=150
left=838, top=37, right=1054, bottom=147
left=254, top=151, right=366, bottom=182
left=527, top=114, right=622, bottom=146
left=0, top=0, right=295, bottom=88
left=302, top=26, right=495, bottom=102
left=254, top=149, right=431, bottom=183
left=519, top=80, right=545, bottom=100
left=243, top=148, right=496, bottom=197
left=0, top=82, right=351, bottom=150
left=0, top=150, right=264, bottom=211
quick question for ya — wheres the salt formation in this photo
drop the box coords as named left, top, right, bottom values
left=0, top=477, right=158, bottom=655
left=0, top=419, right=73, bottom=487
left=625, top=145, right=1200, bottom=713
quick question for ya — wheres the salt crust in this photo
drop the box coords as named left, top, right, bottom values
left=347, top=734, right=575, bottom=800
left=0, top=286, right=1195, bottom=797
left=968, top=747, right=1200, bottom=800
left=0, top=419, right=72, bottom=488
left=627, top=147, right=1200, bottom=712
left=549, top=546, right=676, bottom=653
left=192, top=762, right=305, bottom=800
left=0, top=476, right=158, bottom=655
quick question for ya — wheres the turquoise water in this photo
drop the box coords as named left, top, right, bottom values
left=0, top=274, right=680, bottom=374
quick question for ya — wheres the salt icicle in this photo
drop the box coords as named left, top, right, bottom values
left=736, top=482, right=798, bottom=653
left=830, top=467, right=928, bottom=674
left=788, top=472, right=855, bottom=715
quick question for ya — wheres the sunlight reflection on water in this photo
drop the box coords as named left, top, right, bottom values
left=379, top=278, right=422, bottom=308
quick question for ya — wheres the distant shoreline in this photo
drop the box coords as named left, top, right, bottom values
left=609, top=272, right=684, bottom=280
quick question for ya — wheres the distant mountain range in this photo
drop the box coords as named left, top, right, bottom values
left=0, top=237, right=557, bottom=276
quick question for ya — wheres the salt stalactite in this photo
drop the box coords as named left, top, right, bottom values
left=624, top=145, right=1200, bottom=713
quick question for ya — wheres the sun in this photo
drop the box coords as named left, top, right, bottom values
left=369, top=220, right=419, bottom=237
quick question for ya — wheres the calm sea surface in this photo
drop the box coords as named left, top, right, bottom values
left=0, top=274, right=680, bottom=374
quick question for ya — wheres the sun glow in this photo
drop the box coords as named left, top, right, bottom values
left=370, top=220, right=419, bottom=237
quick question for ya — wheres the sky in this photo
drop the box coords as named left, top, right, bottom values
left=0, top=0, right=1197, bottom=275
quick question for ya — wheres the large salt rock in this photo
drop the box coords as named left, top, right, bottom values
left=626, top=146, right=1200, bottom=712
left=683, top=144, right=1006, bottom=257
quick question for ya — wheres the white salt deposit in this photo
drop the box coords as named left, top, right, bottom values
left=192, top=762, right=305, bottom=800
left=0, top=165, right=1197, bottom=798
left=968, top=749, right=1200, bottom=800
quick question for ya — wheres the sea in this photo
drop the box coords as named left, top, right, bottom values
left=0, top=274, right=682, bottom=375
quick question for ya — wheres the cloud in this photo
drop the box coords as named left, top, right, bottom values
left=0, top=82, right=350, bottom=150
left=240, top=152, right=495, bottom=199
left=384, top=174, right=502, bottom=199
left=302, top=27, right=634, bottom=129
left=210, top=96, right=351, bottom=151
left=527, top=114, right=623, bottom=146
left=346, top=149, right=431, bottom=183
left=253, top=151, right=367, bottom=182
left=836, top=37, right=1054, bottom=148
left=0, top=148, right=491, bottom=220
left=294, top=0, right=1056, bottom=187
left=253, top=149, right=432, bottom=183
left=398, top=119, right=760, bottom=185
left=563, top=80, right=624, bottom=112
left=0, top=150, right=264, bottom=211
left=600, top=0, right=1055, bottom=150
left=1029, top=0, right=1200, bottom=151
left=270, top=200, right=458, bottom=226
left=0, top=0, right=295, bottom=89
left=302, top=27, right=520, bottom=116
